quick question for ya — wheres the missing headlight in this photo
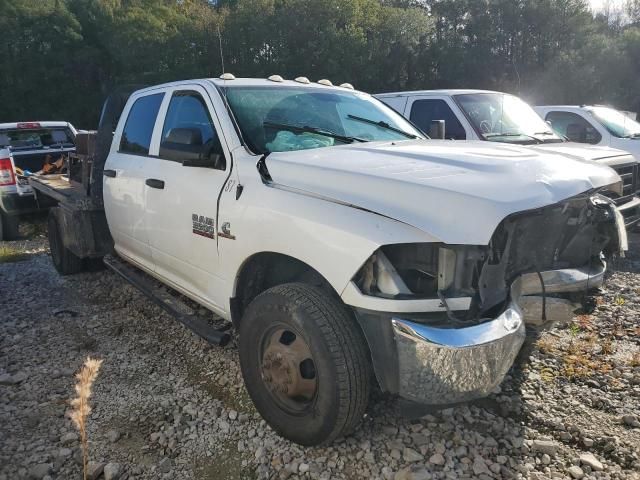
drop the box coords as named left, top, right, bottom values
left=354, top=243, right=485, bottom=300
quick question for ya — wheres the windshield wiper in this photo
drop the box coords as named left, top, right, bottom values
left=347, top=114, right=417, bottom=139
left=263, top=121, right=366, bottom=144
left=483, top=132, right=543, bottom=144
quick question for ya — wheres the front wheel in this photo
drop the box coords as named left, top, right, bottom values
left=239, top=283, right=371, bottom=446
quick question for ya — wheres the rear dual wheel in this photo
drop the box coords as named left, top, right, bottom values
left=239, top=283, right=371, bottom=446
left=48, top=210, right=84, bottom=275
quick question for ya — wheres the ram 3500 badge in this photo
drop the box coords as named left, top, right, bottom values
left=192, top=214, right=215, bottom=239
left=42, top=77, right=627, bottom=446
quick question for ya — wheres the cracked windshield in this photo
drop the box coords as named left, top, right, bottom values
left=456, top=93, right=563, bottom=144
left=223, top=86, right=423, bottom=153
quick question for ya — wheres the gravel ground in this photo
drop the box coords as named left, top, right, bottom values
left=1, top=217, right=639, bottom=480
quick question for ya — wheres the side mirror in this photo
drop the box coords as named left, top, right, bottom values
left=429, top=120, right=446, bottom=140
left=160, top=127, right=226, bottom=170
left=160, top=127, right=203, bottom=163
left=166, top=127, right=203, bottom=146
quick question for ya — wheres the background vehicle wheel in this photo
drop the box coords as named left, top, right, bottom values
left=47, top=210, right=83, bottom=275
left=0, top=212, right=20, bottom=241
left=239, top=283, right=371, bottom=446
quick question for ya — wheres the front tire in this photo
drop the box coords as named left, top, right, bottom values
left=48, top=210, right=83, bottom=275
left=239, top=283, right=371, bottom=446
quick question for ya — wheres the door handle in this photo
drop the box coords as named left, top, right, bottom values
left=145, top=178, right=165, bottom=189
left=103, top=169, right=117, bottom=178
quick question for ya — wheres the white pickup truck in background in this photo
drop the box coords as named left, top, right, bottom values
left=0, top=122, right=77, bottom=239
left=31, top=77, right=628, bottom=446
left=534, top=105, right=640, bottom=160
left=376, top=90, right=640, bottom=227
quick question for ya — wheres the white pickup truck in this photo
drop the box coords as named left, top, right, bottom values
left=376, top=90, right=640, bottom=226
left=32, top=77, right=627, bottom=446
left=533, top=105, right=640, bottom=160
left=0, top=122, right=77, bottom=239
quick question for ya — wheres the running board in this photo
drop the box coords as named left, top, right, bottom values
left=103, top=254, right=231, bottom=346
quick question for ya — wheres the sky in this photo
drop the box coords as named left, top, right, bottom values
left=589, top=0, right=626, bottom=12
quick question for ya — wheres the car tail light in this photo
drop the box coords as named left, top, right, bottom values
left=17, top=122, right=41, bottom=129
left=0, top=158, right=16, bottom=186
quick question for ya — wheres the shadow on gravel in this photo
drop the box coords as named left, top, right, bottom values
left=0, top=212, right=48, bottom=263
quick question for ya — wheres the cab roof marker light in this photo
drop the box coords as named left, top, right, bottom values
left=219, top=73, right=236, bottom=80
left=294, top=76, right=310, bottom=84
left=268, top=75, right=284, bottom=82
left=339, top=83, right=354, bottom=90
left=317, top=79, right=333, bottom=86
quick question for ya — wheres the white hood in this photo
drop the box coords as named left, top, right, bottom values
left=530, top=142, right=636, bottom=167
left=265, top=140, right=620, bottom=245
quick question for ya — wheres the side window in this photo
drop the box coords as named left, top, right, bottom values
left=545, top=111, right=602, bottom=144
left=159, top=91, right=226, bottom=170
left=409, top=99, right=466, bottom=140
left=120, top=93, right=164, bottom=155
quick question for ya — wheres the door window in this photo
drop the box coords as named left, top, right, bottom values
left=119, top=93, right=164, bottom=155
left=159, top=91, right=225, bottom=169
left=545, top=111, right=602, bottom=144
left=409, top=99, right=466, bottom=139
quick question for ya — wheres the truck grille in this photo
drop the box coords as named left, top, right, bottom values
left=613, top=163, right=640, bottom=228
left=613, top=162, right=639, bottom=198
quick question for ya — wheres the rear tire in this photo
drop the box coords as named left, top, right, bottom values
left=48, top=210, right=83, bottom=275
left=238, top=283, right=371, bottom=446
left=0, top=212, right=20, bottom=241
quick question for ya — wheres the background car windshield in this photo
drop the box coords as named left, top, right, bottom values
left=456, top=93, right=561, bottom=142
left=589, top=107, right=640, bottom=138
left=0, top=128, right=74, bottom=149
left=223, top=86, right=424, bottom=153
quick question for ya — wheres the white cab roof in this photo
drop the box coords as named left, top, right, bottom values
left=376, top=89, right=503, bottom=98
left=134, top=77, right=362, bottom=95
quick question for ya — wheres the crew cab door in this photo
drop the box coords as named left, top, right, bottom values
left=142, top=85, right=231, bottom=311
left=103, top=92, right=165, bottom=271
left=404, top=96, right=470, bottom=140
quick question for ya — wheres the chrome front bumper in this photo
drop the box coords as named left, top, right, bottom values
left=392, top=305, right=526, bottom=405
left=388, top=261, right=606, bottom=405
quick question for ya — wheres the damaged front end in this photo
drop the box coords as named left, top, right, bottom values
left=346, top=190, right=627, bottom=405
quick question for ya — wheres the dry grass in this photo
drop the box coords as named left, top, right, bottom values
left=561, top=338, right=613, bottom=380
left=69, top=357, right=103, bottom=480
left=576, top=314, right=594, bottom=331
left=0, top=245, right=28, bottom=263
left=539, top=366, right=557, bottom=382
left=600, top=339, right=616, bottom=355
left=536, top=336, right=557, bottom=355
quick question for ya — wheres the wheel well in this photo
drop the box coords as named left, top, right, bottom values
left=232, top=252, right=381, bottom=394
left=231, top=252, right=334, bottom=326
